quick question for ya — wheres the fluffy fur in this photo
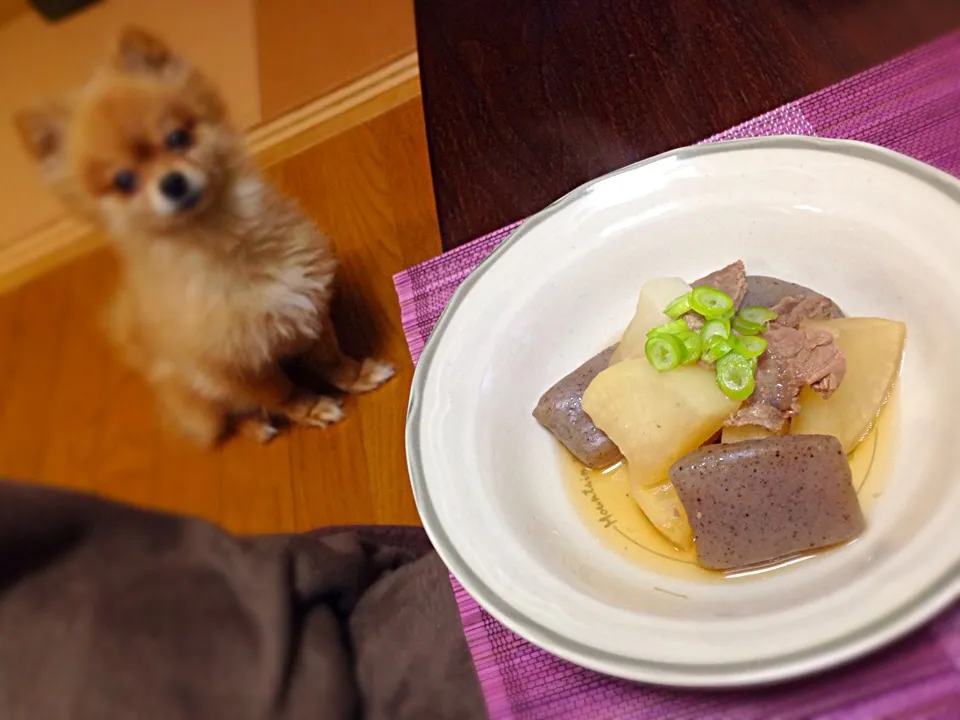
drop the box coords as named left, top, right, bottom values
left=15, top=26, right=395, bottom=446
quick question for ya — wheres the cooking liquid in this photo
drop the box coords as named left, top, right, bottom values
left=563, top=391, right=898, bottom=581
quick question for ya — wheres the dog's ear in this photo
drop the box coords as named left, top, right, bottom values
left=14, top=103, right=70, bottom=166
left=112, top=25, right=179, bottom=75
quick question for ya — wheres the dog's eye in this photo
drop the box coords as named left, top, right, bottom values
left=164, top=128, right=192, bottom=150
left=112, top=170, right=138, bottom=194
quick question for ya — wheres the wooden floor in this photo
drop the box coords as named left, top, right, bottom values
left=0, top=98, right=441, bottom=533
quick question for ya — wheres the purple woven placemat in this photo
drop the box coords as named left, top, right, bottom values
left=394, top=31, right=960, bottom=719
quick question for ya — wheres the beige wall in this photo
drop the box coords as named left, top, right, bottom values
left=0, top=0, right=260, bottom=245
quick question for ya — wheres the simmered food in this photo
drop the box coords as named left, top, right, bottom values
left=720, top=423, right=784, bottom=444
left=533, top=259, right=906, bottom=574
left=670, top=435, right=864, bottom=570
left=791, top=318, right=907, bottom=453
left=741, top=276, right=844, bottom=325
left=581, top=358, right=739, bottom=547
left=610, top=277, right=692, bottom=363
left=532, top=346, right=622, bottom=468
left=726, top=324, right=846, bottom=432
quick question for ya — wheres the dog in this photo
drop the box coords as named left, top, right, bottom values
left=14, top=26, right=395, bottom=446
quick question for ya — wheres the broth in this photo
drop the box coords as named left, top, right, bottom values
left=562, top=391, right=898, bottom=581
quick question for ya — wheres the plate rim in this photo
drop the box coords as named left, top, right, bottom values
left=404, top=135, right=960, bottom=687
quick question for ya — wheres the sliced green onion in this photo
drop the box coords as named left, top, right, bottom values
left=732, top=314, right=763, bottom=336
left=739, top=305, right=778, bottom=326
left=701, top=319, right=731, bottom=345
left=716, top=352, right=756, bottom=401
left=702, top=336, right=733, bottom=364
left=708, top=336, right=733, bottom=354
left=663, top=292, right=691, bottom=319
left=689, top=286, right=734, bottom=320
left=646, top=318, right=688, bottom=337
left=733, top=335, right=767, bottom=359
left=645, top=333, right=684, bottom=371
left=677, top=330, right=702, bottom=364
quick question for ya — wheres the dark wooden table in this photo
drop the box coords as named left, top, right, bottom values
left=415, top=0, right=960, bottom=250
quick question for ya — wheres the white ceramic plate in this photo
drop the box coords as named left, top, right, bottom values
left=405, top=136, right=960, bottom=687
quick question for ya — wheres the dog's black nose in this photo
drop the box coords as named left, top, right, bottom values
left=159, top=172, right=190, bottom=201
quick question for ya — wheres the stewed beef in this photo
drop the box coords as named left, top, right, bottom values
left=726, top=326, right=846, bottom=432
left=741, top=276, right=843, bottom=324
left=769, top=294, right=842, bottom=328
left=683, top=260, right=748, bottom=331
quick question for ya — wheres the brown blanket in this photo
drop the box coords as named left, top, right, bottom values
left=0, top=479, right=486, bottom=720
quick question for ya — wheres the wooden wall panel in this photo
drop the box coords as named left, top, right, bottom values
left=0, top=0, right=26, bottom=25
left=256, top=0, right=416, bottom=121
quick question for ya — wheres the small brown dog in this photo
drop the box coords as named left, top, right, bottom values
left=14, top=26, right=394, bottom=446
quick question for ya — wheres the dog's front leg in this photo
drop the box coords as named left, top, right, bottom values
left=301, top=315, right=396, bottom=394
left=151, top=373, right=229, bottom=447
left=234, top=364, right=345, bottom=430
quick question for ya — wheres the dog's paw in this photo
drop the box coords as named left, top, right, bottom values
left=238, top=416, right=280, bottom=444
left=256, top=423, right=280, bottom=443
left=346, top=358, right=396, bottom=394
left=290, top=395, right=345, bottom=428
